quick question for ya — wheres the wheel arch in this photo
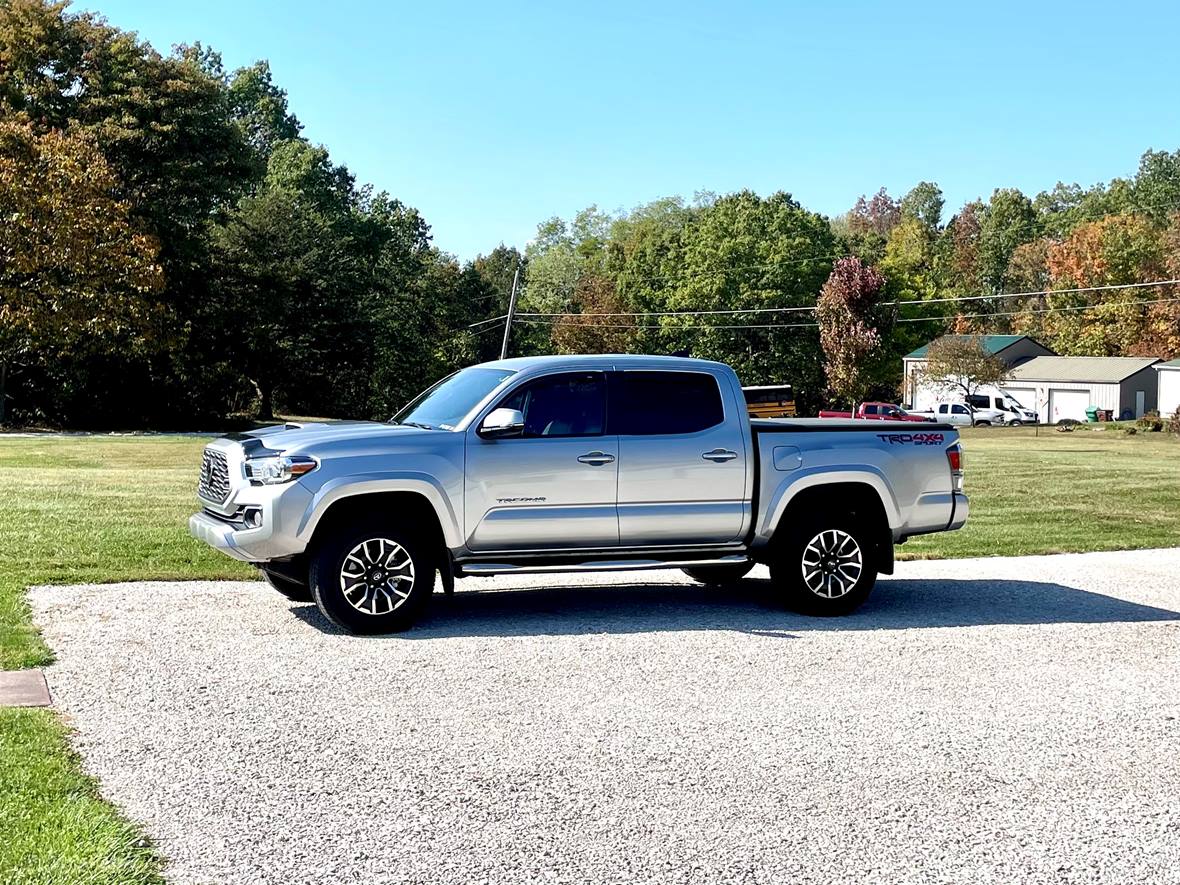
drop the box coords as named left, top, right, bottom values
left=763, top=477, right=896, bottom=574
left=300, top=481, right=456, bottom=560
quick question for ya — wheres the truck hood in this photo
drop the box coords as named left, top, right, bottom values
left=225, top=420, right=439, bottom=453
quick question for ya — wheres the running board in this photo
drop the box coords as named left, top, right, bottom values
left=459, top=554, right=750, bottom=576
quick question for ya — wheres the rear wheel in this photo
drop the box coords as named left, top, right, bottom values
left=309, top=524, right=435, bottom=634
left=261, top=568, right=312, bottom=602
left=770, top=515, right=877, bottom=615
left=973, top=420, right=992, bottom=427
left=681, top=562, right=754, bottom=585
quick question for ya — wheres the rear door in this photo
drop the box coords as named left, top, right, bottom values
left=464, top=370, right=618, bottom=551
left=613, top=370, right=747, bottom=546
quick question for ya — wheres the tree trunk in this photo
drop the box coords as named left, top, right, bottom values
left=258, top=383, right=274, bottom=421
left=0, top=361, right=6, bottom=426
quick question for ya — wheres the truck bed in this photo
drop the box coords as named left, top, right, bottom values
left=752, top=418, right=954, bottom=433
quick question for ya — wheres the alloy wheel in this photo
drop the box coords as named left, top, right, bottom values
left=800, top=529, right=863, bottom=599
left=339, top=538, right=416, bottom=615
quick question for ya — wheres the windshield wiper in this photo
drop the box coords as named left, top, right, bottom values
left=397, top=420, right=435, bottom=430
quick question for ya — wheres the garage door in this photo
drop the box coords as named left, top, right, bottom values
left=1049, top=389, right=1090, bottom=423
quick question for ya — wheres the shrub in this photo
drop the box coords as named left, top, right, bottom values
left=1124, top=426, right=1138, bottom=436
left=1168, top=406, right=1180, bottom=436
left=1136, top=410, right=1164, bottom=432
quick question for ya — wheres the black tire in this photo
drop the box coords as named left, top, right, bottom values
left=681, top=562, right=755, bottom=585
left=770, top=514, right=877, bottom=616
left=1008, top=420, right=1022, bottom=426
left=261, top=568, right=312, bottom=602
left=309, top=523, right=435, bottom=635
left=973, top=420, right=992, bottom=427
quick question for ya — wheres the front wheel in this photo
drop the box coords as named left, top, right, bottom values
left=681, top=562, right=754, bottom=585
left=309, top=525, right=435, bottom=634
left=973, top=420, right=992, bottom=427
left=770, top=518, right=877, bottom=615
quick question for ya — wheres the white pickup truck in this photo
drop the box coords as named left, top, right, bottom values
left=190, top=355, right=968, bottom=634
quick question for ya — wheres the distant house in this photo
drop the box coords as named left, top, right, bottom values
left=1154, top=359, right=1180, bottom=418
left=1005, top=356, right=1162, bottom=422
left=902, top=335, right=1054, bottom=411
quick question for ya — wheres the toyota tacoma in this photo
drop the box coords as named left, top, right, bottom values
left=190, top=355, right=968, bottom=633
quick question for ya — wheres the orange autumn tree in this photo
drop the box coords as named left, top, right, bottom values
left=0, top=122, right=164, bottom=422
left=1040, top=215, right=1164, bottom=355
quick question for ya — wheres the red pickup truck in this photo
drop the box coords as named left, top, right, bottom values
left=818, top=402, right=934, bottom=422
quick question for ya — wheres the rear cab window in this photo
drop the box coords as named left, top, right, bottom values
left=613, top=371, right=725, bottom=435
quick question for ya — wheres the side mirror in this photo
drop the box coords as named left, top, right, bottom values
left=479, top=407, right=525, bottom=439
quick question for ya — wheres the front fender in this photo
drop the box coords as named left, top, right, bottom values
left=297, top=472, right=463, bottom=549
left=757, top=466, right=901, bottom=543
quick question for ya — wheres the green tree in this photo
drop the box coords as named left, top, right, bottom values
left=977, top=188, right=1039, bottom=293
left=900, top=181, right=944, bottom=234
left=921, top=336, right=1009, bottom=401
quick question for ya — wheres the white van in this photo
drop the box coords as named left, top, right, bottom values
left=966, top=388, right=1038, bottom=425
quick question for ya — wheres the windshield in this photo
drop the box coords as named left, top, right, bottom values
left=393, top=367, right=516, bottom=430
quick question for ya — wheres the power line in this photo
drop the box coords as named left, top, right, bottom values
left=511, top=294, right=1180, bottom=332
left=511, top=278, right=1180, bottom=319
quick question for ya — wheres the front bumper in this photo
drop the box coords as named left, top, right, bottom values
left=189, top=481, right=314, bottom=563
left=189, top=510, right=255, bottom=562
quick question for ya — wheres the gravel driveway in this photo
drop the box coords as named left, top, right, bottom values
left=31, top=549, right=1180, bottom=885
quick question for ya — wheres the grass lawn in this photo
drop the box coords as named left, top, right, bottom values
left=901, top=425, right=1180, bottom=559
left=0, top=428, right=1178, bottom=884
left=0, top=436, right=252, bottom=885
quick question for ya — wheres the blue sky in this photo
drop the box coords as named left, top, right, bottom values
left=82, top=0, right=1180, bottom=260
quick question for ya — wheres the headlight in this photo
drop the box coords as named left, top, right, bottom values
left=243, top=455, right=318, bottom=485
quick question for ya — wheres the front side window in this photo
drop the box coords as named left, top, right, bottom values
left=496, top=372, right=605, bottom=438
left=951, top=404, right=969, bottom=415
left=614, top=371, right=725, bottom=435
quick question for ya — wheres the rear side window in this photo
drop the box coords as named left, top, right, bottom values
left=614, top=371, right=725, bottom=435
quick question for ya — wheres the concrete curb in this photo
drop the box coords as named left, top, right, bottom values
left=0, top=669, right=51, bottom=707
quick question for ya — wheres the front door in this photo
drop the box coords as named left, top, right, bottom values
left=464, top=371, right=618, bottom=551
left=613, top=370, right=748, bottom=546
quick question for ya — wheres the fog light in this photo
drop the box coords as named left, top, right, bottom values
left=243, top=508, right=263, bottom=529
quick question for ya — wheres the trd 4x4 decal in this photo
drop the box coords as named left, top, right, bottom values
left=877, top=432, right=945, bottom=446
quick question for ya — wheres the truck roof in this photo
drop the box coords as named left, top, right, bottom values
left=477, top=354, right=729, bottom=372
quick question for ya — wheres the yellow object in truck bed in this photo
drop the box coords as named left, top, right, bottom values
left=743, top=385, right=797, bottom=418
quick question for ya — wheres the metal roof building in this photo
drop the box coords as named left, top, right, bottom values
left=902, top=335, right=1054, bottom=412
left=1005, top=356, right=1162, bottom=422
left=1156, top=359, right=1180, bottom=419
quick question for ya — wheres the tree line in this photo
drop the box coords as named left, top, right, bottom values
left=3, top=0, right=1179, bottom=427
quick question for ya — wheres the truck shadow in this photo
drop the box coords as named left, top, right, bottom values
left=289, top=576, right=1180, bottom=639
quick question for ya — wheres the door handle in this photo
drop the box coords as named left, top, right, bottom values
left=577, top=451, right=615, bottom=465
left=702, top=448, right=738, bottom=463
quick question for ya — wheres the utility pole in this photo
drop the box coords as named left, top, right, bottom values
left=500, top=264, right=521, bottom=360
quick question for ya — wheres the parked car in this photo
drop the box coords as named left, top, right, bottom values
left=190, top=355, right=968, bottom=633
left=915, top=401, right=1008, bottom=426
left=818, top=402, right=935, bottom=422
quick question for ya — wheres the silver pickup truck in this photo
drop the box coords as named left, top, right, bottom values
left=190, top=355, right=968, bottom=633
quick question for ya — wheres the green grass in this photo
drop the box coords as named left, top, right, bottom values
left=0, top=429, right=1178, bottom=884
left=0, top=709, right=164, bottom=885
left=902, top=425, right=1180, bottom=559
left=0, top=435, right=250, bottom=885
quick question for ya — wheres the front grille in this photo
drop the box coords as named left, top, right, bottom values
left=197, top=448, right=231, bottom=503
